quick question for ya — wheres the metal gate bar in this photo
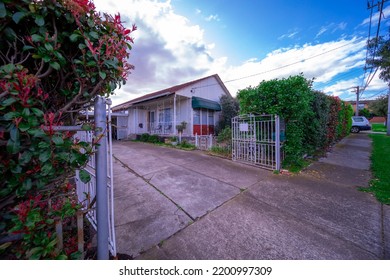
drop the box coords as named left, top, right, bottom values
left=232, top=114, right=283, bottom=171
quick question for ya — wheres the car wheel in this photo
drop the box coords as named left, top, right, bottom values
left=351, top=126, right=360, bottom=133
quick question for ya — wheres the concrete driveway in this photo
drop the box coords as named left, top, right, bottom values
left=111, top=134, right=389, bottom=259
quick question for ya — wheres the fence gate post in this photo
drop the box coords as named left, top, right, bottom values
left=275, top=115, right=281, bottom=171
left=94, top=96, right=109, bottom=260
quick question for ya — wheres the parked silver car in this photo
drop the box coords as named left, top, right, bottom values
left=351, top=116, right=371, bottom=133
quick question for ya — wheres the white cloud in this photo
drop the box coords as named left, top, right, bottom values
left=278, top=30, right=299, bottom=40
left=360, top=5, right=390, bottom=25
left=205, top=14, right=220, bottom=22
left=92, top=0, right=385, bottom=106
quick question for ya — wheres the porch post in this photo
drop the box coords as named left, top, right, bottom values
left=173, top=94, right=177, bottom=135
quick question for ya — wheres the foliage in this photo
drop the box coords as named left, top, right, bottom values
left=368, top=95, right=388, bottom=119
left=366, top=33, right=390, bottom=85
left=358, top=108, right=371, bottom=119
left=175, top=121, right=187, bottom=133
left=0, top=0, right=135, bottom=259
left=237, top=75, right=353, bottom=169
left=139, top=133, right=150, bottom=142
left=176, top=139, right=196, bottom=150
left=216, top=127, right=231, bottom=143
left=304, top=90, right=330, bottom=154
left=216, top=94, right=239, bottom=132
left=209, top=145, right=231, bottom=158
left=237, top=74, right=314, bottom=165
left=147, top=134, right=160, bottom=144
left=361, top=134, right=390, bottom=205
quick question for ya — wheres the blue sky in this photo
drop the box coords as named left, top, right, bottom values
left=93, top=0, right=390, bottom=105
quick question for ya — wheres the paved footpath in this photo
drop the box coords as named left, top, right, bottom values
left=112, top=134, right=389, bottom=260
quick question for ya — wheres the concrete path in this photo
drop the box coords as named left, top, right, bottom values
left=112, top=134, right=389, bottom=259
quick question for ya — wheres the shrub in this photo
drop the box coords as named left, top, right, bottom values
left=0, top=0, right=135, bottom=259
left=140, top=133, right=150, bottom=142
left=147, top=134, right=160, bottom=143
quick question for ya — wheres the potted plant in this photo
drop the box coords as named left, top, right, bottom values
left=175, top=121, right=187, bottom=143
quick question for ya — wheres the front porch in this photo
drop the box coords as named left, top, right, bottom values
left=131, top=94, right=192, bottom=137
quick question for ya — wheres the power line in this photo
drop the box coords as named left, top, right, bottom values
left=361, top=0, right=385, bottom=96
left=222, top=41, right=356, bottom=84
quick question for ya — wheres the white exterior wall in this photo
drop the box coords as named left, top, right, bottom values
left=176, top=76, right=226, bottom=102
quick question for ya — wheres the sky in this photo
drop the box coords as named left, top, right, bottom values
left=93, top=0, right=390, bottom=106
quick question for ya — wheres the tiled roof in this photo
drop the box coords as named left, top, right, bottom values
left=112, top=74, right=229, bottom=111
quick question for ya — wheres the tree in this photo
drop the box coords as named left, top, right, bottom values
left=0, top=0, right=135, bottom=259
left=369, top=94, right=389, bottom=120
left=366, top=33, right=390, bottom=134
left=216, top=94, right=239, bottom=131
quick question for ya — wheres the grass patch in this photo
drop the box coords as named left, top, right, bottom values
left=371, top=123, right=387, bottom=133
left=283, top=158, right=312, bottom=173
left=208, top=146, right=231, bottom=158
left=363, top=134, right=390, bottom=204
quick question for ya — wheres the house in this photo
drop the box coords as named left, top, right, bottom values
left=112, top=74, right=231, bottom=139
left=346, top=100, right=371, bottom=114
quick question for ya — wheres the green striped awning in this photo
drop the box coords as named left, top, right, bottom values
left=191, top=96, right=221, bottom=111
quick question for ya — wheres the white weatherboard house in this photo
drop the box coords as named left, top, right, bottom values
left=112, top=74, right=231, bottom=139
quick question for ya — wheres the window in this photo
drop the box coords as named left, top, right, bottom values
left=208, top=111, right=214, bottom=126
left=193, top=109, right=200, bottom=125
left=201, top=109, right=207, bottom=125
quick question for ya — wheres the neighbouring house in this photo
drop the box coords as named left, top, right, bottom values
left=112, top=74, right=231, bottom=140
left=346, top=100, right=371, bottom=114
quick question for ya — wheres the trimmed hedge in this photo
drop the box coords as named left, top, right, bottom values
left=237, top=75, right=353, bottom=167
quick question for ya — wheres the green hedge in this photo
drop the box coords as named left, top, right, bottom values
left=237, top=75, right=353, bottom=167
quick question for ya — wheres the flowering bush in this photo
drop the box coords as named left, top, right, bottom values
left=0, top=0, right=135, bottom=259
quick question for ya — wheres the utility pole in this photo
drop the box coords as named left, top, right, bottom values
left=352, top=86, right=360, bottom=116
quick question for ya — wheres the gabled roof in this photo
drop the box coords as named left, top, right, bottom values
left=112, top=74, right=230, bottom=111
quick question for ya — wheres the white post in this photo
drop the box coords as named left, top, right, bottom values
left=94, top=96, right=109, bottom=260
left=209, top=134, right=213, bottom=149
left=173, top=94, right=177, bottom=136
left=275, top=115, right=281, bottom=171
left=195, top=133, right=198, bottom=147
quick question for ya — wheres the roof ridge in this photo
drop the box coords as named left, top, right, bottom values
left=112, top=73, right=226, bottom=111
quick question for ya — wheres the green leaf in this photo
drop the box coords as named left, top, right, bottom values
left=79, top=169, right=91, bottom=183
left=18, top=122, right=31, bottom=132
left=69, top=33, right=80, bottom=42
left=0, top=2, right=6, bottom=18
left=19, top=151, right=32, bottom=165
left=99, top=71, right=106, bottom=80
left=7, top=139, right=20, bottom=154
left=10, top=126, right=19, bottom=142
left=4, top=27, right=17, bottom=40
left=50, top=62, right=60, bottom=70
left=39, top=150, right=51, bottom=163
left=28, top=128, right=46, bottom=138
left=3, top=111, right=20, bottom=120
left=22, top=45, right=35, bottom=51
left=89, top=31, right=99, bottom=40
left=44, top=42, right=53, bottom=51
left=12, top=11, right=27, bottom=24
left=31, top=108, right=44, bottom=117
left=31, top=34, right=44, bottom=42
left=35, top=15, right=44, bottom=26
left=38, top=141, right=50, bottom=149
left=1, top=97, right=16, bottom=107
left=52, top=135, right=64, bottom=146
left=41, top=163, right=53, bottom=176
left=22, top=108, right=30, bottom=117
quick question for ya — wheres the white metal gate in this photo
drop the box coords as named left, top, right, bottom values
left=232, top=114, right=284, bottom=171
left=75, top=98, right=116, bottom=257
left=115, top=114, right=128, bottom=140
